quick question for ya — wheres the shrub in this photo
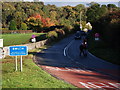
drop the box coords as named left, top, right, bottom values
left=63, top=26, right=71, bottom=34
left=20, top=23, right=28, bottom=30
left=55, top=28, right=65, bottom=38
left=47, top=31, right=58, bottom=40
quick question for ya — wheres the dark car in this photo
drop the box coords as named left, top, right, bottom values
left=75, top=31, right=81, bottom=40
left=80, top=30, right=87, bottom=36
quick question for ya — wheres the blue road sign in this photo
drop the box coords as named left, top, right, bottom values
left=9, top=46, right=28, bottom=56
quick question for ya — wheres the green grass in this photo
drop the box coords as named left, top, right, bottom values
left=88, top=33, right=120, bottom=65
left=2, top=33, right=46, bottom=46
left=2, top=49, right=76, bottom=88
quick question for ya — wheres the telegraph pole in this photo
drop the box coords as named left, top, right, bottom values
left=80, top=11, right=82, bottom=30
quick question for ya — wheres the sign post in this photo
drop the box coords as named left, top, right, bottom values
left=20, top=55, right=22, bottom=72
left=9, top=46, right=28, bottom=72
left=15, top=56, right=17, bottom=71
left=0, top=39, right=3, bottom=47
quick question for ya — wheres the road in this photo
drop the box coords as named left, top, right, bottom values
left=35, top=34, right=120, bottom=89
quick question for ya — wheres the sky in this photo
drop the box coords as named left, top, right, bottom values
left=23, top=0, right=120, bottom=7
left=24, top=0, right=119, bottom=2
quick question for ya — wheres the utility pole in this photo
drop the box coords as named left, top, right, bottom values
left=80, top=11, right=82, bottom=30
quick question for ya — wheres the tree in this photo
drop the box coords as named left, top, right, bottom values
left=107, top=4, right=117, bottom=8
left=13, top=11, right=27, bottom=29
left=26, top=17, right=43, bottom=32
left=2, top=2, right=16, bottom=28
left=107, top=4, right=118, bottom=12
left=87, top=2, right=98, bottom=7
left=101, top=5, right=108, bottom=14
left=86, top=3, right=103, bottom=23
left=9, top=20, right=17, bottom=30
left=20, top=23, right=28, bottom=30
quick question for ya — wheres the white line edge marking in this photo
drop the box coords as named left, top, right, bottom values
left=64, top=40, right=74, bottom=56
left=64, top=47, right=67, bottom=56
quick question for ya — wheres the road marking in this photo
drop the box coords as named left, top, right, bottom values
left=45, top=66, right=92, bottom=72
left=79, top=82, right=97, bottom=88
left=64, top=47, right=67, bottom=56
left=64, top=40, right=74, bottom=56
left=108, top=83, right=120, bottom=89
left=79, top=82, right=120, bottom=89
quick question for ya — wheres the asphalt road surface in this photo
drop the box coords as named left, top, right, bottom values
left=35, top=34, right=120, bottom=89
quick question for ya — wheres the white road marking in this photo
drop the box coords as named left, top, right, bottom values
left=79, top=82, right=120, bottom=89
left=87, top=82, right=104, bottom=89
left=64, top=47, right=67, bottom=56
left=99, top=83, right=115, bottom=88
left=45, top=66, right=92, bottom=72
left=108, top=83, right=120, bottom=89
left=79, top=82, right=97, bottom=88
left=64, top=40, right=74, bottom=56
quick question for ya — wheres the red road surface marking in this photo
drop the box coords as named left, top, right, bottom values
left=41, top=65, right=120, bottom=89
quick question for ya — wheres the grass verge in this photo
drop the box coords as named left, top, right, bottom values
left=2, top=48, right=76, bottom=88
left=3, top=33, right=46, bottom=46
left=88, top=32, right=120, bottom=65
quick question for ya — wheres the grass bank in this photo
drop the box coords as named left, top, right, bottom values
left=2, top=33, right=46, bottom=46
left=2, top=49, right=76, bottom=88
left=88, top=32, right=120, bottom=65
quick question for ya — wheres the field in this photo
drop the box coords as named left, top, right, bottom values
left=2, top=33, right=46, bottom=46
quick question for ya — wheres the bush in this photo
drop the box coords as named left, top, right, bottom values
left=104, top=22, right=120, bottom=47
left=47, top=31, right=58, bottom=40
left=63, top=26, right=71, bottom=34
left=95, top=11, right=120, bottom=47
left=55, top=28, right=65, bottom=38
left=20, top=23, right=28, bottom=30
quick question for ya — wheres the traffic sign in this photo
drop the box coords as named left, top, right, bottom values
left=9, top=46, right=28, bottom=56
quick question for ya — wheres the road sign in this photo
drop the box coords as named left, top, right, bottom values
left=9, top=46, right=28, bottom=56
left=0, top=39, right=3, bottom=47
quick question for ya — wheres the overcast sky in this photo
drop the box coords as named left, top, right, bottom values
left=24, top=0, right=119, bottom=7
left=25, top=0, right=119, bottom=2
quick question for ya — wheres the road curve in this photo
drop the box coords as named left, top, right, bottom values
left=35, top=34, right=120, bottom=89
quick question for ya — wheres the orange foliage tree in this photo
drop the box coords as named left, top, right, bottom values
left=28, top=13, right=55, bottom=27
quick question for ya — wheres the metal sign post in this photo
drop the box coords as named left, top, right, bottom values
left=20, top=56, right=22, bottom=72
left=15, top=56, right=17, bottom=71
